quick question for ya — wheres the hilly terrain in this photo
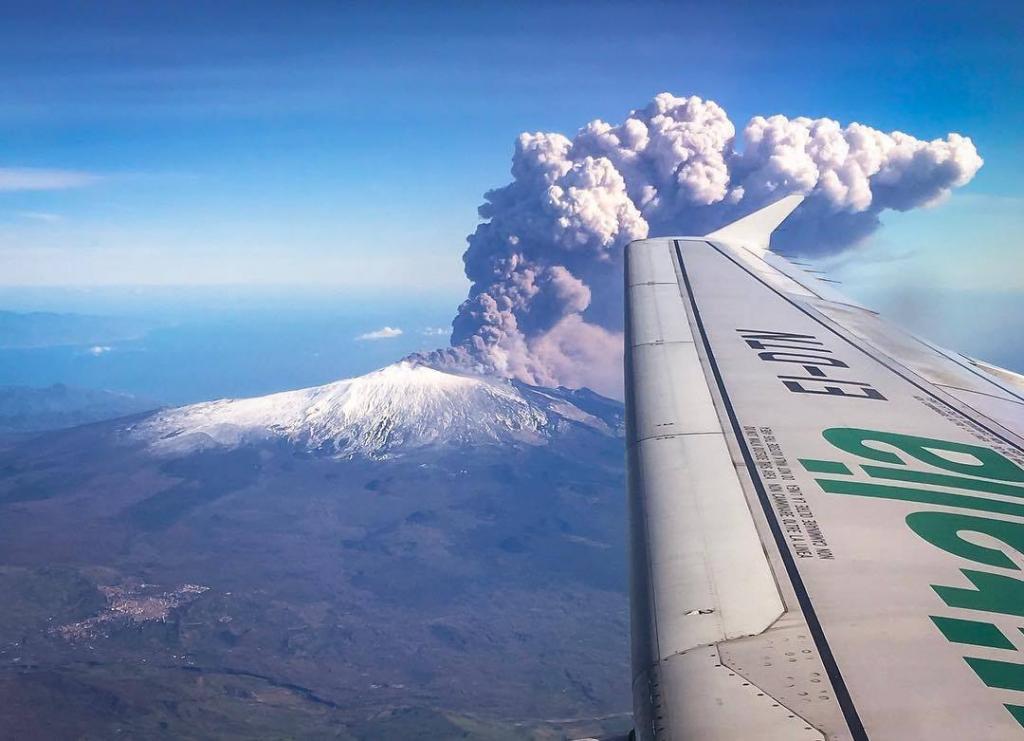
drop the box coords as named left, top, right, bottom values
left=0, top=362, right=631, bottom=739
left=0, top=384, right=160, bottom=434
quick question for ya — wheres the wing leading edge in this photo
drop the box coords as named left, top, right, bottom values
left=625, top=197, right=1024, bottom=739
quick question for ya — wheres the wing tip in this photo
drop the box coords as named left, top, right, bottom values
left=705, top=193, right=805, bottom=254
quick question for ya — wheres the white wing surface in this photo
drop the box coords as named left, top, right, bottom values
left=624, top=196, right=1024, bottom=740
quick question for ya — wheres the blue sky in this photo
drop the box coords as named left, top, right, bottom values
left=0, top=0, right=1022, bottom=384
left=0, top=0, right=1020, bottom=292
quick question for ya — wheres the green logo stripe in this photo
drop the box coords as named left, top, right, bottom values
left=799, top=458, right=852, bottom=475
left=931, top=616, right=1016, bottom=650
left=816, top=477, right=1024, bottom=519
left=965, top=656, right=1024, bottom=692
left=862, top=465, right=1024, bottom=500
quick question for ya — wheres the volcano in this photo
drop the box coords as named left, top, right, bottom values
left=132, top=360, right=622, bottom=458
left=0, top=364, right=631, bottom=739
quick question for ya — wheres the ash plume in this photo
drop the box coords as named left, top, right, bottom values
left=420, top=93, right=982, bottom=397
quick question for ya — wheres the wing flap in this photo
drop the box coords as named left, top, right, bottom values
left=626, top=238, right=793, bottom=739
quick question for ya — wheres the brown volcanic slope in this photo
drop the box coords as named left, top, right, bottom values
left=0, top=370, right=631, bottom=740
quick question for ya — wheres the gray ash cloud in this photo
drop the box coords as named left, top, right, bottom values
left=419, top=93, right=982, bottom=396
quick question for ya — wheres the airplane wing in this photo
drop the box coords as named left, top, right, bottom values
left=624, top=195, right=1024, bottom=740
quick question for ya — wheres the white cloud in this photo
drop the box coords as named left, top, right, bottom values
left=356, top=326, right=403, bottom=340
left=0, top=167, right=102, bottom=191
left=421, top=327, right=448, bottom=336
left=88, top=345, right=112, bottom=355
left=19, top=211, right=63, bottom=223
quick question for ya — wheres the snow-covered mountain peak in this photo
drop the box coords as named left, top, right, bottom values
left=131, top=360, right=620, bottom=458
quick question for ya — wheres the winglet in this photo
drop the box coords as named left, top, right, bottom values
left=704, top=194, right=804, bottom=255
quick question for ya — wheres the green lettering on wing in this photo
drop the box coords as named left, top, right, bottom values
left=907, top=511, right=1024, bottom=571
left=807, top=427, right=1024, bottom=729
left=821, top=428, right=1024, bottom=482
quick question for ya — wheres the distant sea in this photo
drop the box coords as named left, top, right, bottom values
left=0, top=286, right=460, bottom=406
left=1, top=283, right=1021, bottom=408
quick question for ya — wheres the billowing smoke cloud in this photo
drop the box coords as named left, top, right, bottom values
left=421, top=93, right=983, bottom=397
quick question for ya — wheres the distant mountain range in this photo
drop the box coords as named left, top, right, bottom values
left=0, top=383, right=161, bottom=433
left=0, top=363, right=631, bottom=739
